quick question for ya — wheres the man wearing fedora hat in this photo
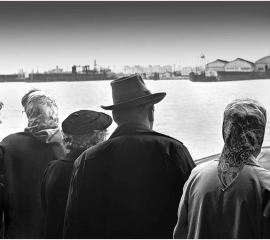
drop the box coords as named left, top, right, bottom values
left=64, top=75, right=195, bottom=239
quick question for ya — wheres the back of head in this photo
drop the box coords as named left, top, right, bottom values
left=222, top=98, right=266, bottom=150
left=218, top=98, right=267, bottom=190
left=62, top=110, right=112, bottom=157
left=112, top=103, right=153, bottom=126
left=22, top=88, right=59, bottom=133
left=21, top=88, right=41, bottom=108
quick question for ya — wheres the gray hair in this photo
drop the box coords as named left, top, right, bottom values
left=61, top=130, right=108, bottom=157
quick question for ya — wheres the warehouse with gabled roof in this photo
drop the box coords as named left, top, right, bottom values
left=225, top=58, right=255, bottom=72
left=205, top=59, right=228, bottom=77
left=255, top=55, right=270, bottom=72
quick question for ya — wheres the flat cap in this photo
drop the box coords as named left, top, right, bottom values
left=62, top=110, right=112, bottom=135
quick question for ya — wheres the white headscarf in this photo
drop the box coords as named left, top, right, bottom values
left=0, top=101, right=3, bottom=124
left=23, top=90, right=62, bottom=144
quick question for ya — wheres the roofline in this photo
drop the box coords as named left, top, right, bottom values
left=233, top=58, right=255, bottom=65
left=255, top=55, right=270, bottom=63
left=206, top=59, right=229, bottom=66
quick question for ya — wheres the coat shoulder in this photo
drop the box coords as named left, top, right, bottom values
left=2, top=132, right=34, bottom=145
left=251, top=165, right=270, bottom=190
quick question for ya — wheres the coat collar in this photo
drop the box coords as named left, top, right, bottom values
left=60, top=153, right=78, bottom=162
left=109, top=123, right=153, bottom=139
left=109, top=122, right=183, bottom=144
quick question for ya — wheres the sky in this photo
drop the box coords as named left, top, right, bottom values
left=1, top=1, right=270, bottom=74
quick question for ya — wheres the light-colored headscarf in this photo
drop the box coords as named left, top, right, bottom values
left=217, top=98, right=266, bottom=190
left=0, top=101, right=3, bottom=124
left=23, top=90, right=63, bottom=144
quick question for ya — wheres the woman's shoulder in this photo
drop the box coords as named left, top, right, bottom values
left=46, top=157, right=74, bottom=171
left=2, top=131, right=31, bottom=141
left=1, top=132, right=37, bottom=149
left=1, top=132, right=61, bottom=155
left=251, top=165, right=270, bottom=182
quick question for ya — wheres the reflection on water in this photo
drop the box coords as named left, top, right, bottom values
left=1, top=79, right=270, bottom=159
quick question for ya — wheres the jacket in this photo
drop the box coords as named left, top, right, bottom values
left=41, top=155, right=75, bottom=239
left=0, top=144, right=4, bottom=237
left=0, top=131, right=64, bottom=239
left=63, top=123, right=195, bottom=239
left=173, top=160, right=270, bottom=239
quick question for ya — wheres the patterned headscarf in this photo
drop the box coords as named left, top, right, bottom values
left=217, top=99, right=266, bottom=190
left=23, top=90, right=62, bottom=144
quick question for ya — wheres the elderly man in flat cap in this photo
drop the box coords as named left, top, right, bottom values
left=63, top=75, right=195, bottom=239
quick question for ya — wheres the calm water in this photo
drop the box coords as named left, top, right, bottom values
left=1, top=79, right=270, bottom=160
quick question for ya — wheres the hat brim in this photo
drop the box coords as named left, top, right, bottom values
left=101, top=92, right=166, bottom=111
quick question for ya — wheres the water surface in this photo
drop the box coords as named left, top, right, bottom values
left=1, top=79, right=270, bottom=159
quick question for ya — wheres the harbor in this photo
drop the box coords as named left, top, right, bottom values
left=1, top=54, right=270, bottom=83
left=190, top=55, right=270, bottom=82
left=1, top=1, right=270, bottom=238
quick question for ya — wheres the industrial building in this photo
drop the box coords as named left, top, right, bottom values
left=47, top=66, right=63, bottom=74
left=255, top=55, right=270, bottom=72
left=181, top=67, right=193, bottom=76
left=225, top=58, right=255, bottom=72
left=205, top=59, right=228, bottom=77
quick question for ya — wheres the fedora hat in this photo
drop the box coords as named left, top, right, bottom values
left=62, top=110, right=112, bottom=135
left=101, top=75, right=166, bottom=110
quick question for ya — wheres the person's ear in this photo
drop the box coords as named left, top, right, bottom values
left=96, top=131, right=107, bottom=143
left=148, top=105, right=154, bottom=126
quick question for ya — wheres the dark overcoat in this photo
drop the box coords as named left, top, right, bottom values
left=0, top=145, right=4, bottom=237
left=41, top=155, right=75, bottom=239
left=0, top=132, right=64, bottom=239
left=63, top=123, right=195, bottom=239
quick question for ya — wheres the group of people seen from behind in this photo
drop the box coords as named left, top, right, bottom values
left=0, top=75, right=270, bottom=239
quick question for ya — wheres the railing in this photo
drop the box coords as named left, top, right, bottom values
left=195, top=146, right=270, bottom=170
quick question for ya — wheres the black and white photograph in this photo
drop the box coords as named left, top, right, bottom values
left=1, top=1, right=270, bottom=239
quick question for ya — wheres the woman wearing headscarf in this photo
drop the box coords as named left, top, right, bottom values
left=173, top=98, right=270, bottom=239
left=41, top=110, right=112, bottom=239
left=0, top=101, right=3, bottom=124
left=0, top=89, right=64, bottom=238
